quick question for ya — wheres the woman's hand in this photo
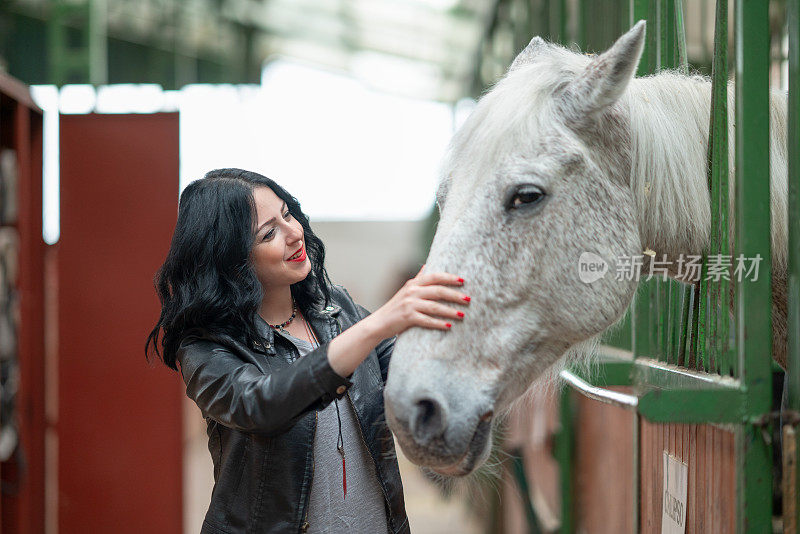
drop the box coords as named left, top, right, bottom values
left=325, top=267, right=469, bottom=378
left=364, top=266, right=470, bottom=340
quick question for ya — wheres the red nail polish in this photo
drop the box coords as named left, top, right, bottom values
left=463, top=296, right=471, bottom=302
left=457, top=277, right=464, bottom=284
left=457, top=311, right=465, bottom=318
left=445, top=323, right=452, bottom=328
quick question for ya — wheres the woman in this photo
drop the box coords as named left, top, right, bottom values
left=145, top=168, right=469, bottom=534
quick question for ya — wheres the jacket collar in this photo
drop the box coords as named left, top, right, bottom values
left=250, top=300, right=342, bottom=354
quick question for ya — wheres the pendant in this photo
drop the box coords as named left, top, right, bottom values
left=338, top=444, right=347, bottom=499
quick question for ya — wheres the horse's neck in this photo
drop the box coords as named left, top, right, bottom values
left=625, top=74, right=788, bottom=280
left=624, top=73, right=715, bottom=266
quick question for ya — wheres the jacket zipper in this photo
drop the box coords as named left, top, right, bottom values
left=345, top=390, right=393, bottom=529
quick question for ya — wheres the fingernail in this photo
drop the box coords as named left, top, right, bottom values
left=463, top=296, right=471, bottom=302
left=457, top=311, right=465, bottom=318
left=457, top=277, right=464, bottom=284
left=445, top=323, right=452, bottom=328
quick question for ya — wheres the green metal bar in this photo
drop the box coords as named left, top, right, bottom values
left=664, top=281, right=674, bottom=363
left=567, top=353, right=759, bottom=424
left=786, top=0, right=800, bottom=527
left=629, top=0, right=655, bottom=363
left=577, top=0, right=588, bottom=51
left=649, top=0, right=660, bottom=72
left=555, top=388, right=575, bottom=534
left=509, top=450, right=545, bottom=534
left=655, top=279, right=665, bottom=361
left=707, top=0, right=731, bottom=377
left=540, top=0, right=550, bottom=43
left=787, top=0, right=800, bottom=422
left=565, top=358, right=748, bottom=424
left=649, top=280, right=659, bottom=358
left=631, top=0, right=651, bottom=76
left=621, top=0, right=630, bottom=40
left=674, top=281, right=686, bottom=364
left=674, top=0, right=688, bottom=73
left=679, top=283, right=693, bottom=366
left=660, top=0, right=676, bottom=69
left=48, top=0, right=106, bottom=86
left=637, top=388, right=746, bottom=423
left=633, top=282, right=652, bottom=359
left=571, top=358, right=634, bottom=386
left=735, top=0, right=772, bottom=408
left=734, top=0, right=773, bottom=530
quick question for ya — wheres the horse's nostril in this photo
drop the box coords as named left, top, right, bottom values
left=411, top=397, right=447, bottom=446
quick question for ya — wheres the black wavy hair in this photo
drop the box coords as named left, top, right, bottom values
left=145, top=168, right=332, bottom=371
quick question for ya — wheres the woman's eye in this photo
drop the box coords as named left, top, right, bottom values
left=283, top=211, right=291, bottom=219
left=263, top=229, right=276, bottom=241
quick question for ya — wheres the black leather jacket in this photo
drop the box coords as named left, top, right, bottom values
left=176, top=285, right=410, bottom=534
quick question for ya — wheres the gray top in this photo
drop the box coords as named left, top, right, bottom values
left=278, top=330, right=389, bottom=534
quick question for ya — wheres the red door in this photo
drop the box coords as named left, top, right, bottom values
left=57, top=113, right=182, bottom=534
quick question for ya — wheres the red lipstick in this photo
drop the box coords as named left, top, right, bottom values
left=286, top=245, right=306, bottom=263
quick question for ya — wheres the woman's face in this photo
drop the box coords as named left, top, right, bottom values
left=250, top=186, right=311, bottom=291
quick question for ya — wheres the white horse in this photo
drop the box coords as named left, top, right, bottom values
left=383, top=21, right=788, bottom=476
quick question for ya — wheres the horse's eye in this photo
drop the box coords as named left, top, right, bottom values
left=506, top=184, right=546, bottom=211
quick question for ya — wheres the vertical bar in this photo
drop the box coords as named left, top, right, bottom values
left=631, top=0, right=651, bottom=76
left=650, top=0, right=661, bottom=71
left=674, top=0, right=688, bottom=74
left=734, top=1, right=773, bottom=532
left=658, top=279, right=668, bottom=360
left=556, top=388, right=575, bottom=534
left=675, top=282, right=689, bottom=365
left=665, top=282, right=674, bottom=362
left=540, top=0, right=551, bottom=42
left=509, top=453, right=544, bottom=534
left=88, top=0, right=108, bottom=86
left=579, top=0, right=589, bottom=51
left=633, top=411, right=640, bottom=532
left=633, top=281, right=653, bottom=358
left=786, top=0, right=800, bottom=528
left=629, top=0, right=655, bottom=362
left=786, top=0, right=800, bottom=424
left=621, top=0, right=630, bottom=40
left=661, top=0, right=676, bottom=69
left=13, top=97, right=46, bottom=534
left=735, top=0, right=773, bottom=405
left=708, top=0, right=730, bottom=376
left=679, top=284, right=693, bottom=366
left=784, top=426, right=797, bottom=533
left=658, top=279, right=668, bottom=361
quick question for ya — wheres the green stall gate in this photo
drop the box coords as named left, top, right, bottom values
left=478, top=0, right=800, bottom=532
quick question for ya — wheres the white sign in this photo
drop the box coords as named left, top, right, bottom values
left=661, top=452, right=688, bottom=534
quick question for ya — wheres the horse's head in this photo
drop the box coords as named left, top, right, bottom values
left=384, top=22, right=647, bottom=476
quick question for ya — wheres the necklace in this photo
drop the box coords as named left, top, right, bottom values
left=268, top=300, right=296, bottom=331
left=302, top=316, right=347, bottom=501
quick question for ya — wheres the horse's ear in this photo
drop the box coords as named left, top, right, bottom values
left=509, top=36, right=549, bottom=71
left=561, top=20, right=646, bottom=124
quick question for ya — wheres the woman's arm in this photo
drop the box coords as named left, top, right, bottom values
left=177, top=269, right=468, bottom=435
left=178, top=339, right=351, bottom=436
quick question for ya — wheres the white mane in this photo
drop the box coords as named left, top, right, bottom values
left=624, top=72, right=788, bottom=273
